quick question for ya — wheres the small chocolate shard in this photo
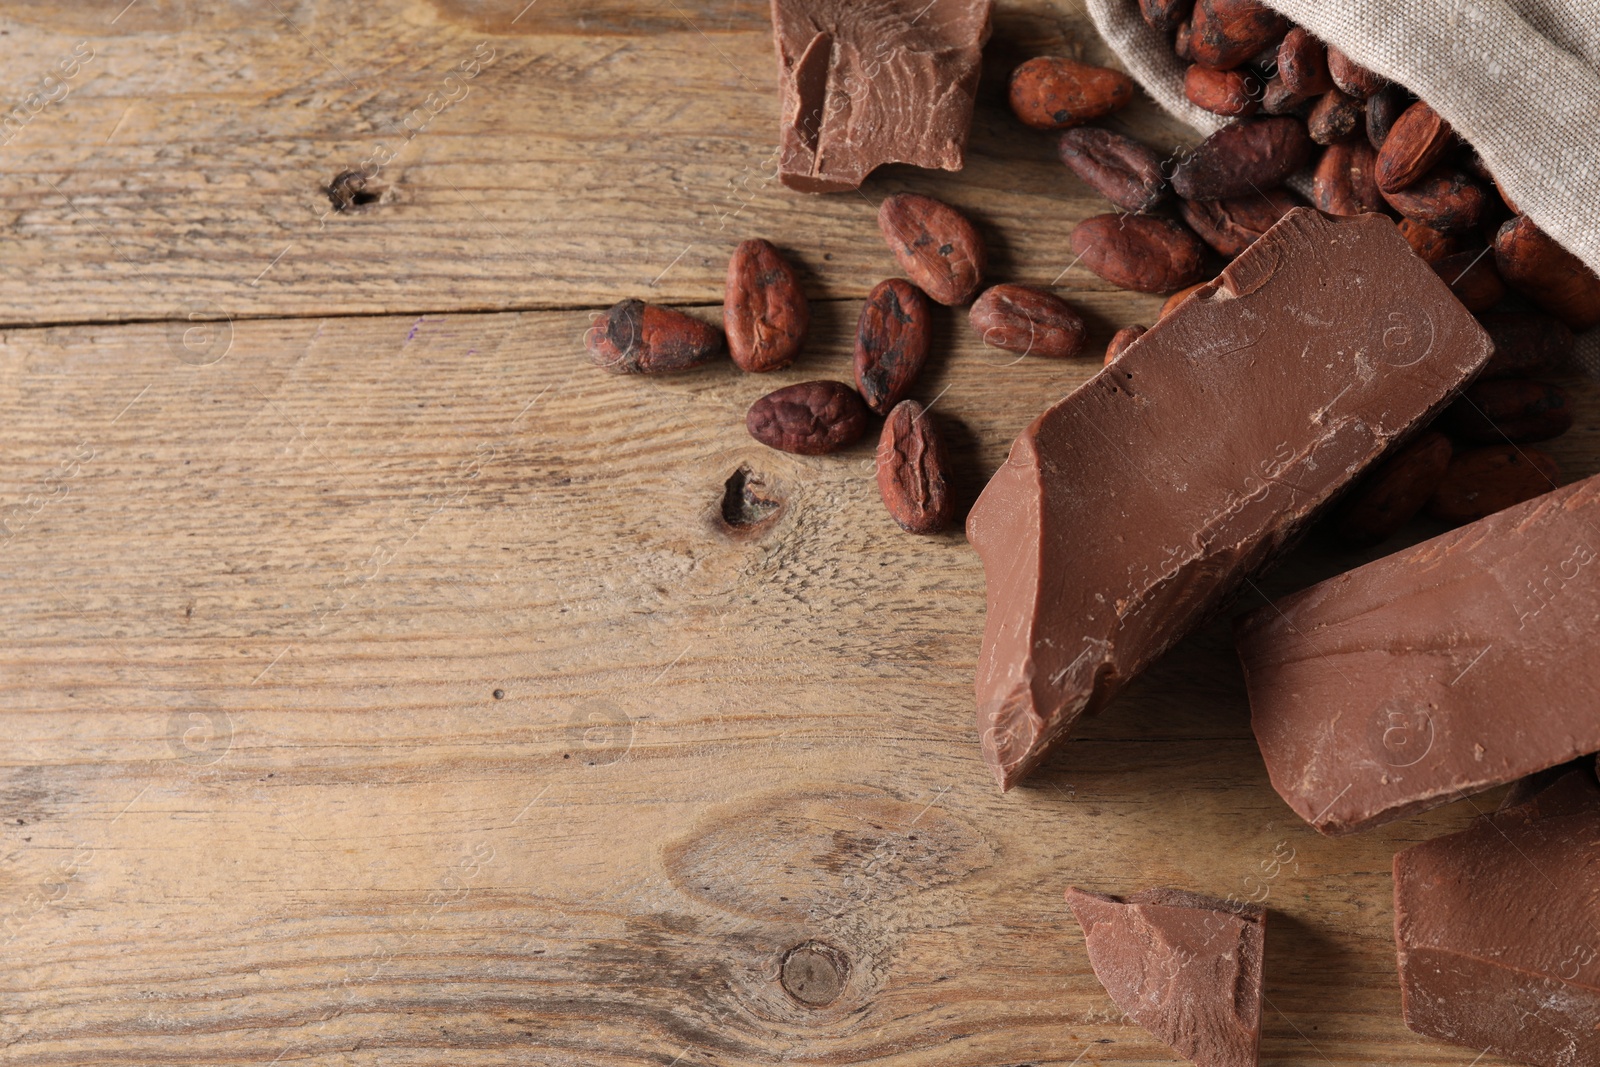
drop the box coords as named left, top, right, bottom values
left=1066, top=887, right=1265, bottom=1067
left=967, top=210, right=1491, bottom=790
left=769, top=0, right=993, bottom=193
left=1237, top=473, right=1600, bottom=835
left=1394, top=769, right=1600, bottom=1067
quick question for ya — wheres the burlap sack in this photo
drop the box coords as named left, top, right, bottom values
left=1086, top=0, right=1600, bottom=367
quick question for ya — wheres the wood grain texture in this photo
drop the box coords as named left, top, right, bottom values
left=3, top=1, right=1599, bottom=1065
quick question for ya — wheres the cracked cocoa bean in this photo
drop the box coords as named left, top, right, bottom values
left=969, top=284, right=1088, bottom=359
left=1057, top=127, right=1168, bottom=213
left=746, top=380, right=870, bottom=455
left=854, top=278, right=933, bottom=414
left=586, top=299, right=724, bottom=374
left=724, top=239, right=809, bottom=372
left=876, top=400, right=953, bottom=534
left=1070, top=214, right=1208, bottom=294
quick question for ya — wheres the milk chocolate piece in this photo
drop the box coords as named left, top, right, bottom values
left=1066, top=887, right=1265, bottom=1067
left=769, top=0, right=993, bottom=193
left=1394, top=769, right=1600, bottom=1067
left=967, top=210, right=1491, bottom=790
left=1238, top=472, right=1600, bottom=835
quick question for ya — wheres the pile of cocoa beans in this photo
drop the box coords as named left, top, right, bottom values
left=586, top=191, right=1102, bottom=536
left=1008, top=0, right=1600, bottom=545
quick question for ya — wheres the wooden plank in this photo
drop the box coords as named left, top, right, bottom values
left=0, top=0, right=1194, bottom=325
left=3, top=305, right=1595, bottom=1063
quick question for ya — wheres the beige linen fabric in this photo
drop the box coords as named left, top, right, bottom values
left=1085, top=0, right=1600, bottom=364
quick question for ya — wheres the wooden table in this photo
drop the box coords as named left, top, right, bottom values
left=1, top=1, right=1593, bottom=1063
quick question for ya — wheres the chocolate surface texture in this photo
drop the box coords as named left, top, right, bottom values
left=769, top=0, right=993, bottom=193
left=1237, top=472, right=1600, bottom=834
left=966, top=209, right=1491, bottom=790
left=1393, top=767, right=1600, bottom=1067
left=1066, top=887, right=1265, bottom=1067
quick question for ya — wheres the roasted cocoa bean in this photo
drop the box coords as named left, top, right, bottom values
left=1179, top=188, right=1299, bottom=256
left=1311, top=141, right=1383, bottom=216
left=1141, top=0, right=1194, bottom=33
left=1335, top=430, right=1452, bottom=546
left=1493, top=215, right=1600, bottom=331
left=1171, top=117, right=1313, bottom=200
left=969, top=284, right=1089, bottom=359
left=1429, top=444, right=1560, bottom=523
left=1104, top=324, right=1148, bottom=364
left=723, top=239, right=808, bottom=373
left=1325, top=46, right=1385, bottom=99
left=877, top=192, right=986, bottom=306
left=746, top=380, right=870, bottom=455
left=1375, top=101, right=1453, bottom=192
left=1187, top=0, right=1288, bottom=71
left=1398, top=217, right=1466, bottom=262
left=586, top=299, right=724, bottom=374
left=1160, top=280, right=1209, bottom=318
left=1381, top=165, right=1487, bottom=233
left=1174, top=17, right=1195, bottom=61
left=1057, top=127, right=1169, bottom=214
left=1364, top=83, right=1409, bottom=148
left=1477, top=308, right=1574, bottom=379
left=1307, top=88, right=1364, bottom=144
left=1184, top=64, right=1260, bottom=116
left=1258, top=75, right=1309, bottom=115
left=1009, top=57, right=1134, bottom=130
left=876, top=400, right=953, bottom=534
left=854, top=278, right=933, bottom=414
left=1276, top=28, right=1331, bottom=95
left=1443, top=379, right=1572, bottom=444
left=1070, top=213, right=1209, bottom=294
left=1430, top=249, right=1504, bottom=313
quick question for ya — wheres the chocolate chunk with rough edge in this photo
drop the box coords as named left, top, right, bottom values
left=1394, top=769, right=1600, bottom=1067
left=768, top=0, right=993, bottom=193
left=1237, top=472, right=1600, bottom=835
left=966, top=209, right=1491, bottom=790
left=1066, top=886, right=1265, bottom=1067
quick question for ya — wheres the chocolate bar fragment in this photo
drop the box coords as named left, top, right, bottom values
left=1066, top=887, right=1265, bottom=1067
left=967, top=210, right=1491, bottom=790
left=1394, top=768, right=1600, bottom=1067
left=768, top=0, right=993, bottom=192
left=1237, top=472, right=1600, bottom=835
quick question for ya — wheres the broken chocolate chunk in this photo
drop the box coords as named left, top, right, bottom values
left=1066, top=886, right=1265, bottom=1067
left=1394, top=768, right=1600, bottom=1067
left=768, top=0, right=993, bottom=193
left=1237, top=472, right=1600, bottom=835
left=967, top=210, right=1491, bottom=790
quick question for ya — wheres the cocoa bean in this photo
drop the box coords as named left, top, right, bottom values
left=1493, top=215, right=1600, bottom=331
left=1179, top=188, right=1299, bottom=256
left=969, top=284, right=1089, bottom=359
left=1184, top=64, right=1260, bottom=116
left=746, top=380, right=870, bottom=455
left=1335, top=430, right=1452, bottom=546
left=1443, top=379, right=1572, bottom=444
left=1160, top=280, right=1208, bottom=318
left=1141, top=0, right=1194, bottom=34
left=1174, top=18, right=1195, bottom=61
left=723, top=239, right=808, bottom=373
left=1104, top=324, right=1148, bottom=364
left=854, top=278, right=933, bottom=414
left=1171, top=117, right=1313, bottom=201
left=877, top=192, right=986, bottom=306
left=1311, top=141, right=1384, bottom=216
left=876, top=400, right=954, bottom=534
left=1057, top=127, right=1169, bottom=214
left=1258, top=75, right=1309, bottom=115
left=586, top=299, right=724, bottom=374
left=1070, top=213, right=1209, bottom=294
left=1307, top=88, right=1364, bottom=144
left=1381, top=165, right=1487, bottom=233
left=1276, top=28, right=1331, bottom=95
left=1428, top=445, right=1560, bottom=523
left=1364, top=83, right=1409, bottom=148
left=1187, top=0, right=1288, bottom=71
left=1325, top=46, right=1385, bottom=99
left=1008, top=57, right=1134, bottom=130
left=1430, top=249, right=1504, bottom=313
left=1375, top=101, right=1453, bottom=192
left=1477, top=308, right=1574, bottom=379
left=1398, top=217, right=1466, bottom=262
